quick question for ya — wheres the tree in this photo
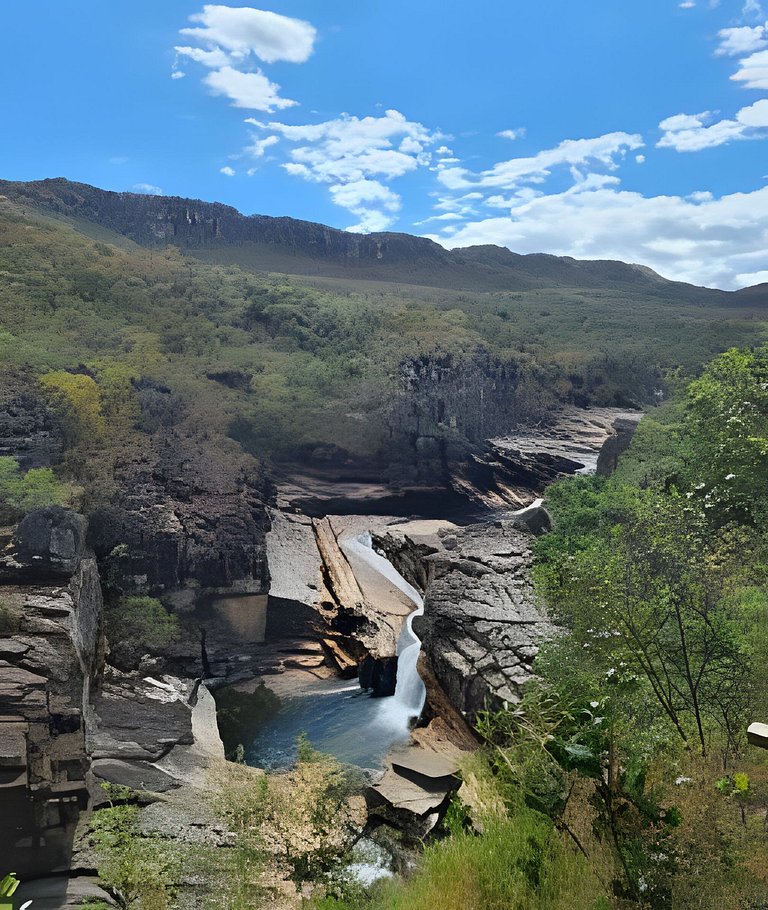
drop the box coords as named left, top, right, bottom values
left=539, top=489, right=755, bottom=755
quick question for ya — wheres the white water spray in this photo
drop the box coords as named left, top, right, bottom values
left=344, top=532, right=426, bottom=736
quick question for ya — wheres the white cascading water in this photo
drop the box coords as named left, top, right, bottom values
left=344, top=532, right=426, bottom=736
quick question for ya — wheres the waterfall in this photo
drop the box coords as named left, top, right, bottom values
left=344, top=533, right=426, bottom=735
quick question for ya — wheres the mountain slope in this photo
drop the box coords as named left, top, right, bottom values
left=0, top=177, right=747, bottom=302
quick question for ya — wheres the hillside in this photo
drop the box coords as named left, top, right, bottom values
left=0, top=178, right=766, bottom=498
left=0, top=177, right=749, bottom=301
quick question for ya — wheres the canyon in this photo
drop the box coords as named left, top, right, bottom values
left=0, top=396, right=637, bottom=905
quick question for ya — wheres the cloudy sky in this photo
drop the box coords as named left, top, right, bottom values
left=3, top=1, right=768, bottom=288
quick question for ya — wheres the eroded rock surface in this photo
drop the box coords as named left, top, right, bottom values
left=89, top=431, right=273, bottom=594
left=415, top=520, right=552, bottom=720
left=455, top=406, right=642, bottom=508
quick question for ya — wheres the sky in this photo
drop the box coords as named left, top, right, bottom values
left=2, top=1, right=768, bottom=289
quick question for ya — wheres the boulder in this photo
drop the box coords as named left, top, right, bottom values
left=3, top=507, right=88, bottom=578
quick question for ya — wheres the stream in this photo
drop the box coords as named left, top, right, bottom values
left=244, top=532, right=426, bottom=770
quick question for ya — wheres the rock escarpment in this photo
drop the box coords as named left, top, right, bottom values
left=455, top=407, right=642, bottom=508
left=0, top=507, right=105, bottom=876
left=383, top=519, right=553, bottom=722
left=89, top=431, right=273, bottom=594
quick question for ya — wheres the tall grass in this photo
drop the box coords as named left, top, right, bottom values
left=314, top=809, right=608, bottom=910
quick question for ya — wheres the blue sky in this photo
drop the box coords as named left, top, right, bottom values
left=2, top=1, right=767, bottom=288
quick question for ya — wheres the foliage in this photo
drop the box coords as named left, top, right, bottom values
left=103, top=596, right=180, bottom=669
left=0, top=455, right=71, bottom=520
left=88, top=796, right=179, bottom=910
left=0, top=873, right=19, bottom=898
left=519, top=345, right=768, bottom=904
left=0, top=205, right=766, bottom=481
left=263, top=737, right=366, bottom=886
left=39, top=369, right=107, bottom=444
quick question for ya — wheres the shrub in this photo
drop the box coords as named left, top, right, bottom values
left=0, top=456, right=71, bottom=521
left=104, top=596, right=180, bottom=669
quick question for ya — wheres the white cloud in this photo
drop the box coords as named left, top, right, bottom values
left=414, top=212, right=465, bottom=225
left=245, top=110, right=442, bottom=230
left=175, top=45, right=232, bottom=68
left=497, top=127, right=526, bottom=140
left=437, top=132, right=643, bottom=190
left=737, top=268, right=768, bottom=284
left=203, top=66, right=297, bottom=111
left=171, top=70, right=186, bottom=80
left=180, top=5, right=316, bottom=64
left=657, top=111, right=745, bottom=150
left=346, top=210, right=397, bottom=233
left=132, top=183, right=163, bottom=195
left=329, top=178, right=400, bottom=212
left=743, top=0, right=765, bottom=18
left=246, top=134, right=280, bottom=158
left=680, top=1, right=696, bottom=9
left=636, top=153, right=646, bottom=163
left=731, top=48, right=768, bottom=88
left=657, top=100, right=768, bottom=150
left=424, top=182, right=768, bottom=289
left=715, top=23, right=767, bottom=56
left=220, top=166, right=236, bottom=176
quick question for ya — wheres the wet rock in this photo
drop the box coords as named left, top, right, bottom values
left=359, top=654, right=398, bottom=697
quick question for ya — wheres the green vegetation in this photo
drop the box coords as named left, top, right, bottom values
left=103, top=596, right=180, bottom=669
left=311, top=345, right=768, bottom=910
left=0, top=200, right=766, bottom=489
left=516, top=344, right=768, bottom=906
left=0, top=455, right=72, bottom=522
left=88, top=787, right=180, bottom=910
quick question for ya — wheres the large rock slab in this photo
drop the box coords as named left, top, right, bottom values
left=417, top=520, right=553, bottom=719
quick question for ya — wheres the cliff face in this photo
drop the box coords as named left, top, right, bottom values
left=388, top=350, right=543, bottom=484
left=0, top=177, right=733, bottom=298
left=0, top=507, right=104, bottom=797
left=88, top=432, right=274, bottom=595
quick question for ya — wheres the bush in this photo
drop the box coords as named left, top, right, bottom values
left=104, top=596, right=180, bottom=669
left=0, top=455, right=71, bottom=521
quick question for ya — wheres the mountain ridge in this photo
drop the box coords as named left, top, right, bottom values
left=0, top=176, right=751, bottom=301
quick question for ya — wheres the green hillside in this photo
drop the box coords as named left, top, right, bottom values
left=0, top=190, right=766, bottom=499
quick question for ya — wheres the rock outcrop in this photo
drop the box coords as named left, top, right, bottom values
left=1, top=177, right=734, bottom=301
left=412, top=520, right=552, bottom=720
left=454, top=406, right=643, bottom=508
left=88, top=431, right=273, bottom=594
left=0, top=375, right=63, bottom=471
left=0, top=508, right=105, bottom=876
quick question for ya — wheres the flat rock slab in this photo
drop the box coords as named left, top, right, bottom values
left=373, top=766, right=456, bottom=816
left=91, top=758, right=180, bottom=793
left=748, top=722, right=768, bottom=749
left=389, top=747, right=460, bottom=779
